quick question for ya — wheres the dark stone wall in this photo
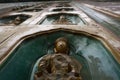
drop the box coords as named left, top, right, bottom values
left=0, top=0, right=64, bottom=3
left=91, top=0, right=120, bottom=1
left=0, top=0, right=119, bottom=3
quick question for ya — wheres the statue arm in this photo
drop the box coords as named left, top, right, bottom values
left=36, top=54, right=51, bottom=76
left=34, top=54, right=52, bottom=80
left=69, top=56, right=82, bottom=73
left=67, top=56, right=82, bottom=79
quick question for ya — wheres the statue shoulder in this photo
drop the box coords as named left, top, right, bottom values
left=69, top=56, right=82, bottom=70
left=42, top=54, right=52, bottom=58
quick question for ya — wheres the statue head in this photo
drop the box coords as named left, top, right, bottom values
left=60, top=15, right=65, bottom=20
left=61, top=9, right=65, bottom=12
left=54, top=37, right=69, bottom=54
left=14, top=16, right=21, bottom=25
left=15, top=16, right=21, bottom=21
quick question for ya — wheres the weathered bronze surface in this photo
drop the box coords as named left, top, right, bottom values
left=0, top=14, right=31, bottom=26
left=52, top=8, right=74, bottom=12
left=34, top=37, right=82, bottom=80
left=0, top=1, right=120, bottom=80
left=53, top=15, right=72, bottom=25
left=8, top=16, right=22, bottom=25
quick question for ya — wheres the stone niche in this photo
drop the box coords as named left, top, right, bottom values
left=56, top=3, right=71, bottom=7
left=51, top=8, right=74, bottom=12
left=19, top=8, right=43, bottom=12
left=39, top=13, right=86, bottom=25
left=34, top=4, right=49, bottom=8
left=0, top=14, right=31, bottom=26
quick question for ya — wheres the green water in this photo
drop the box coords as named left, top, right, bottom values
left=0, top=31, right=120, bottom=80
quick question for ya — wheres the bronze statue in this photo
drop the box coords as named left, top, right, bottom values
left=34, top=37, right=82, bottom=80
left=13, top=16, right=22, bottom=25
left=61, top=9, right=65, bottom=12
left=8, top=16, right=22, bottom=25
left=53, top=15, right=72, bottom=25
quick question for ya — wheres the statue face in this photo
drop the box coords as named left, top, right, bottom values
left=60, top=15, right=65, bottom=19
left=14, top=17, right=21, bottom=25
left=55, top=41, right=67, bottom=53
left=54, top=37, right=69, bottom=54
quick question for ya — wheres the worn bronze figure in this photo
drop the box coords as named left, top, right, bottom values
left=34, top=37, right=82, bottom=80
left=8, top=16, right=22, bottom=25
left=53, top=15, right=72, bottom=25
